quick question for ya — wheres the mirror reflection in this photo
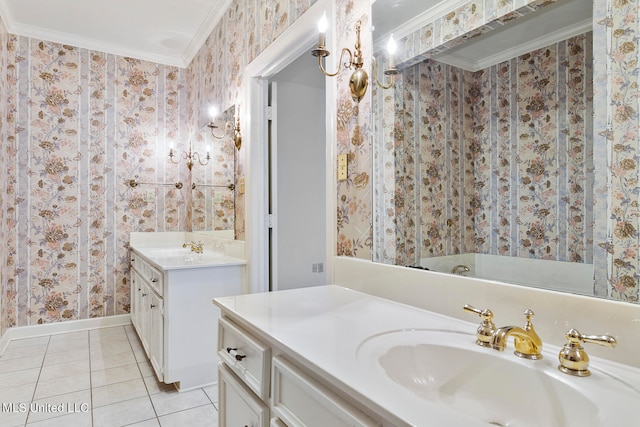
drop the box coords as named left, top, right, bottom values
left=191, top=105, right=243, bottom=239
left=372, top=0, right=599, bottom=296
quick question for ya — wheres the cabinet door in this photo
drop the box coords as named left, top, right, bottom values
left=130, top=270, right=140, bottom=330
left=148, top=289, right=164, bottom=381
left=139, top=282, right=151, bottom=354
left=219, top=363, right=269, bottom=427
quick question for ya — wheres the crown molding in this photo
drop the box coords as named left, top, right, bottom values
left=182, top=0, right=233, bottom=66
left=434, top=18, right=592, bottom=72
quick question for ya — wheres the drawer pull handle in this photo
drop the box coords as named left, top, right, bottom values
left=142, top=293, right=147, bottom=297
left=150, top=304, right=156, bottom=309
left=150, top=278, right=158, bottom=283
left=226, top=347, right=246, bottom=361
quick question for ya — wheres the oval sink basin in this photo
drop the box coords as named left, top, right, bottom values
left=356, top=329, right=637, bottom=427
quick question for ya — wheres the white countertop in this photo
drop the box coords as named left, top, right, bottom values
left=131, top=245, right=246, bottom=270
left=213, top=285, right=640, bottom=427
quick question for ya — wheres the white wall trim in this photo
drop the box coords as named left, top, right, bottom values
left=434, top=18, right=592, bottom=72
left=243, top=0, right=335, bottom=294
left=0, top=314, right=131, bottom=356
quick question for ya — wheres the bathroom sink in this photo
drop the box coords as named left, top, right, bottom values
left=356, top=329, right=637, bottom=427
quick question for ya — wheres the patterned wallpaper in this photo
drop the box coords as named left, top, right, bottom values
left=380, top=33, right=593, bottom=267
left=4, top=38, right=190, bottom=326
left=0, top=18, right=8, bottom=337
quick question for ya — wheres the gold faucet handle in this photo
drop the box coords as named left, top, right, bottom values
left=558, top=328, right=617, bottom=377
left=463, top=304, right=496, bottom=348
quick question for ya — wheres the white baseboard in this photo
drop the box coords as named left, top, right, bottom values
left=0, top=314, right=132, bottom=356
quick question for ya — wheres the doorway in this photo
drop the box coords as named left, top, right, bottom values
left=268, top=53, right=326, bottom=291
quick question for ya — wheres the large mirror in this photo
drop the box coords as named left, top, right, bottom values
left=191, top=105, right=244, bottom=240
left=372, top=0, right=603, bottom=297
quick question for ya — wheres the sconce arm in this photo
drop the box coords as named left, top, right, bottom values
left=317, top=47, right=354, bottom=77
left=372, top=57, right=395, bottom=90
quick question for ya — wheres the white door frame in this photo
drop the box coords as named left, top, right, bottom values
left=242, top=0, right=337, bottom=294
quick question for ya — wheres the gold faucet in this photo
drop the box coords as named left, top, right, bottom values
left=491, top=309, right=543, bottom=360
left=463, top=304, right=496, bottom=348
left=558, top=328, right=617, bottom=377
left=183, top=241, right=204, bottom=253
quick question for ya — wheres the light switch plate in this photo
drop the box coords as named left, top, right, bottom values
left=337, top=154, right=348, bottom=181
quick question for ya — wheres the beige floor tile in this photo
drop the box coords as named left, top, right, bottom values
left=92, top=395, right=156, bottom=427
left=0, top=353, right=44, bottom=374
left=150, top=389, right=211, bottom=417
left=91, top=350, right=137, bottom=372
left=25, top=409, right=92, bottom=427
left=43, top=348, right=89, bottom=367
left=6, top=336, right=50, bottom=349
left=46, top=337, right=89, bottom=354
left=127, top=419, right=161, bottom=427
left=142, top=375, right=177, bottom=395
left=38, top=359, right=90, bottom=382
left=33, top=373, right=91, bottom=400
left=0, top=367, right=41, bottom=389
left=157, top=404, right=217, bottom=427
left=1, top=343, right=48, bottom=360
left=91, top=363, right=142, bottom=388
left=203, top=385, right=218, bottom=404
left=90, top=326, right=126, bottom=338
left=27, top=389, right=91, bottom=424
left=0, top=382, right=36, bottom=402
left=0, top=403, right=30, bottom=427
left=138, top=361, right=154, bottom=378
left=92, top=378, right=148, bottom=408
left=48, top=331, right=88, bottom=343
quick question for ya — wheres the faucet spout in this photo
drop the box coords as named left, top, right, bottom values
left=490, top=309, right=543, bottom=360
left=183, top=241, right=204, bottom=253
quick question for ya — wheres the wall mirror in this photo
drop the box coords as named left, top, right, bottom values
left=371, top=0, right=602, bottom=297
left=191, top=105, right=243, bottom=240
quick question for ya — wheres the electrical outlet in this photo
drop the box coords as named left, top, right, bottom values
left=337, top=154, right=348, bottom=181
left=145, top=190, right=155, bottom=202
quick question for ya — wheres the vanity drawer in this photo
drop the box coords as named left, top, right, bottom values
left=130, top=250, right=164, bottom=296
left=271, top=356, right=380, bottom=427
left=218, top=316, right=271, bottom=401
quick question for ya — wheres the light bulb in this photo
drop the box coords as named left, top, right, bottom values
left=318, top=12, right=328, bottom=34
left=387, top=34, right=397, bottom=55
left=208, top=105, right=218, bottom=119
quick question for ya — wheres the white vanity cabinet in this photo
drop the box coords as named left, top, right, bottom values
left=129, top=247, right=245, bottom=391
left=216, top=315, right=381, bottom=427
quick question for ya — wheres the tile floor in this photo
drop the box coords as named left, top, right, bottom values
left=0, top=325, right=219, bottom=427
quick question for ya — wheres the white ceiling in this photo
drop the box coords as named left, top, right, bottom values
left=0, top=0, right=232, bottom=67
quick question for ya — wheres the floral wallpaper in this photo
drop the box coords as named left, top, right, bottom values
left=336, top=0, right=373, bottom=259
left=0, top=18, right=8, bottom=337
left=4, top=38, right=190, bottom=326
left=378, top=34, right=593, bottom=267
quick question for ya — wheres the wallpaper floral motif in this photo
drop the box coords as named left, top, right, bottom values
left=336, top=0, right=373, bottom=260
left=377, top=33, right=593, bottom=267
left=4, top=38, right=191, bottom=326
left=0, top=18, right=8, bottom=337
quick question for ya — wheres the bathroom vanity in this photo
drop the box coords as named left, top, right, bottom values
left=130, top=232, right=246, bottom=391
left=214, top=285, right=640, bottom=427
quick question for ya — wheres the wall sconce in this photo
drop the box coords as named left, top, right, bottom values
left=207, top=107, right=243, bottom=151
left=373, top=34, right=400, bottom=90
left=168, top=139, right=210, bottom=170
left=311, top=12, right=368, bottom=103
